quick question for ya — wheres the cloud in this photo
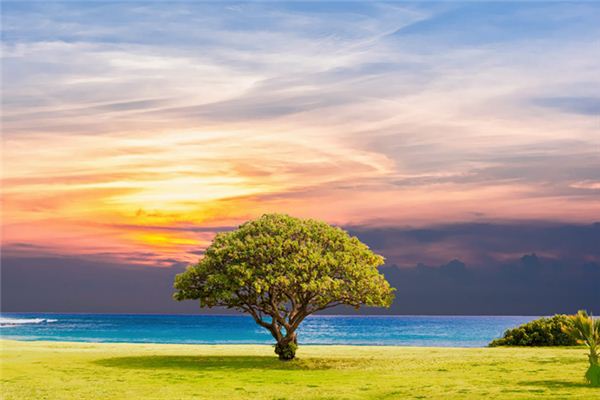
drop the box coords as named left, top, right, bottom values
left=108, top=223, right=236, bottom=233
left=3, top=220, right=600, bottom=314
left=0, top=254, right=199, bottom=314
left=372, top=256, right=600, bottom=315
left=3, top=249, right=598, bottom=315
left=349, top=221, right=600, bottom=266
left=2, top=1, right=599, bottom=265
left=389, top=2, right=600, bottom=46
left=534, top=96, right=600, bottom=116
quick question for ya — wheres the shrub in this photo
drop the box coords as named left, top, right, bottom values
left=489, top=315, right=578, bottom=347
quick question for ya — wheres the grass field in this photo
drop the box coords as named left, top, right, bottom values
left=0, top=339, right=596, bottom=399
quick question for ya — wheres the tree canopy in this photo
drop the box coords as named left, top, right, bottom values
left=174, top=214, right=395, bottom=359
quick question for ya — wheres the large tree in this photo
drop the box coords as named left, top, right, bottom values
left=174, top=214, right=395, bottom=360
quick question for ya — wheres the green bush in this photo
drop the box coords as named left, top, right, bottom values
left=489, top=315, right=578, bottom=347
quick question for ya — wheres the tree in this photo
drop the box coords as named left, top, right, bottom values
left=562, top=310, right=600, bottom=386
left=173, top=214, right=395, bottom=360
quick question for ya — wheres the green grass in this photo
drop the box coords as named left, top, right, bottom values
left=1, top=339, right=596, bottom=399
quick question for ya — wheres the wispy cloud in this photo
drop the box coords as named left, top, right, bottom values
left=534, top=96, right=600, bottom=116
left=2, top=1, right=599, bottom=264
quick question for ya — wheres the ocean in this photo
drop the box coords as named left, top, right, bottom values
left=0, top=314, right=537, bottom=347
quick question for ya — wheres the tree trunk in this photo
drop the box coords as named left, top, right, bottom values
left=274, top=332, right=298, bottom=361
left=586, top=350, right=600, bottom=386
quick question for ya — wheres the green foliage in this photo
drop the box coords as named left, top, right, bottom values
left=489, top=315, right=578, bottom=347
left=562, top=310, right=600, bottom=386
left=274, top=342, right=298, bottom=361
left=174, top=214, right=395, bottom=360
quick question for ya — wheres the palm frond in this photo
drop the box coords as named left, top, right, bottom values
left=562, top=310, right=600, bottom=386
left=562, top=310, right=596, bottom=346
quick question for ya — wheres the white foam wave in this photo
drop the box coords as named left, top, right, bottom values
left=0, top=317, right=58, bottom=326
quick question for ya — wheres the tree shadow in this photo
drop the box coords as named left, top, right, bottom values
left=94, top=355, right=334, bottom=372
left=520, top=380, right=590, bottom=389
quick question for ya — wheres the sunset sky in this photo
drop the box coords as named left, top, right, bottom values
left=2, top=1, right=599, bottom=307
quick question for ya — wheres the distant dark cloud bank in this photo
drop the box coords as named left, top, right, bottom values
left=2, top=221, right=599, bottom=315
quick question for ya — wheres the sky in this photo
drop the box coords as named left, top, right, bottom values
left=2, top=1, right=599, bottom=313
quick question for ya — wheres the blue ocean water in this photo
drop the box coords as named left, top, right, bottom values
left=0, top=314, right=535, bottom=347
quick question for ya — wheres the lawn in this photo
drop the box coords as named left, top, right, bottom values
left=0, top=339, right=596, bottom=399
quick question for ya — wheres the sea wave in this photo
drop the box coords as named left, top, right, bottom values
left=0, top=317, right=58, bottom=326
